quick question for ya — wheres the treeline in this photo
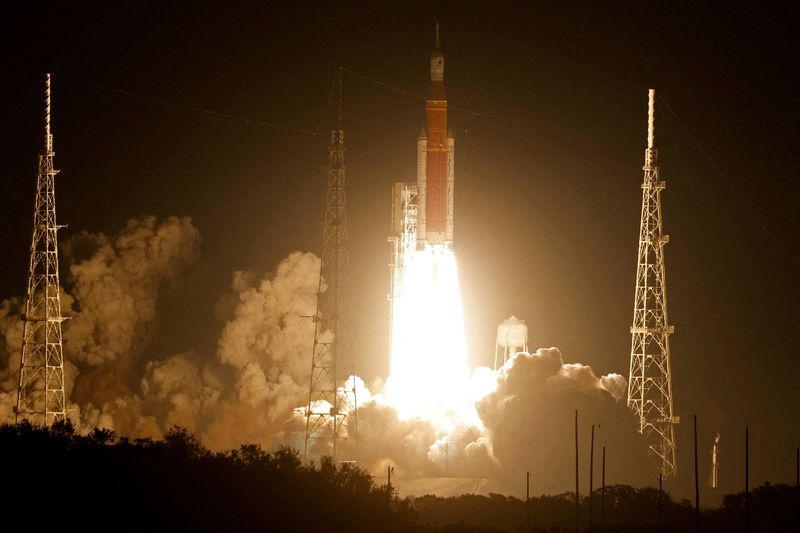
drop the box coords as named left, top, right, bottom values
left=412, top=483, right=799, bottom=532
left=0, top=422, right=413, bottom=532
left=1, top=422, right=797, bottom=532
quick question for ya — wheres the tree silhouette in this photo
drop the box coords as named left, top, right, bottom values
left=1, top=422, right=796, bottom=532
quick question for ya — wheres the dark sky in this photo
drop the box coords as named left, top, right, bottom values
left=2, top=2, right=799, bottom=493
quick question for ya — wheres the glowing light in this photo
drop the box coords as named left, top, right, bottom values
left=386, top=246, right=475, bottom=427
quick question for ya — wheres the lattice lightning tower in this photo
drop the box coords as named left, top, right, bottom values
left=627, top=89, right=679, bottom=477
left=16, top=74, right=68, bottom=426
left=304, top=70, right=355, bottom=461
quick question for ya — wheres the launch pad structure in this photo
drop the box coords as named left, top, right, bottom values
left=626, top=89, right=679, bottom=478
left=15, top=74, right=68, bottom=427
left=388, top=182, right=418, bottom=345
left=304, top=70, right=357, bottom=462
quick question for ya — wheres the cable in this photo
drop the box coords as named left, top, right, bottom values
left=659, top=95, right=798, bottom=268
left=0, top=82, right=38, bottom=148
left=339, top=66, right=501, bottom=120
left=61, top=75, right=321, bottom=136
left=60, top=67, right=506, bottom=140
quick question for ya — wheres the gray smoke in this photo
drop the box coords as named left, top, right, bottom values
left=0, top=216, right=202, bottom=432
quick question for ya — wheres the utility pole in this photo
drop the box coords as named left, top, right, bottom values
left=601, top=445, right=606, bottom=527
left=694, top=415, right=700, bottom=530
left=794, top=448, right=800, bottom=529
left=745, top=426, right=750, bottom=533
left=589, top=424, right=595, bottom=529
left=575, top=410, right=579, bottom=532
left=526, top=471, right=531, bottom=533
left=658, top=472, right=663, bottom=525
left=627, top=88, right=679, bottom=477
left=16, top=74, right=67, bottom=426
left=304, top=68, right=355, bottom=461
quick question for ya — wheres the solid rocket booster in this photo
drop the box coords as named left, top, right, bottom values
left=417, top=28, right=454, bottom=248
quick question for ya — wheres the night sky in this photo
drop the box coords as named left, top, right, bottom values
left=2, top=2, right=798, bottom=494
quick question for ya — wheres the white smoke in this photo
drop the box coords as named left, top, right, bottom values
left=280, top=347, right=646, bottom=491
left=203, top=251, right=318, bottom=449
left=70, top=247, right=321, bottom=450
left=285, top=346, right=653, bottom=493
left=475, top=348, right=657, bottom=492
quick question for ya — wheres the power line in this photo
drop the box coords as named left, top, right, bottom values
left=339, top=66, right=501, bottom=120
left=659, top=95, right=798, bottom=268
left=61, top=75, right=321, bottom=136
left=60, top=67, right=509, bottom=141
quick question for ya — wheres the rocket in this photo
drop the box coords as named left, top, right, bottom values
left=417, top=24, right=455, bottom=249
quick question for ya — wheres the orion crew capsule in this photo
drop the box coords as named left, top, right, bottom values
left=416, top=23, right=455, bottom=249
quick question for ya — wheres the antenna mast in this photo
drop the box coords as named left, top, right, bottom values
left=627, top=89, right=679, bottom=477
left=304, top=68, right=355, bottom=461
left=16, top=74, right=67, bottom=426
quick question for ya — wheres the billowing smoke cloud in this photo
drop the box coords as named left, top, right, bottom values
left=0, top=216, right=202, bottom=430
left=0, top=216, right=321, bottom=447
left=475, top=348, right=657, bottom=492
left=0, top=217, right=656, bottom=494
left=316, top=348, right=653, bottom=493
left=70, top=246, right=320, bottom=449
left=0, top=297, right=25, bottom=421
left=64, top=215, right=201, bottom=367
left=66, top=216, right=203, bottom=436
left=203, top=251, right=319, bottom=450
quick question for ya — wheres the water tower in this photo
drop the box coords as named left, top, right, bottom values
left=494, top=316, right=528, bottom=369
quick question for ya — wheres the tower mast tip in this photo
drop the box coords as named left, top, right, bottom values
left=44, top=73, right=54, bottom=153
left=647, top=88, right=655, bottom=150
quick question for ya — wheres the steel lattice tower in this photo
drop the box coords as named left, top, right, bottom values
left=627, top=89, right=679, bottom=477
left=304, top=70, right=355, bottom=460
left=16, top=74, right=67, bottom=426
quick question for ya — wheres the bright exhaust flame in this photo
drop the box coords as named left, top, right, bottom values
left=386, top=246, right=476, bottom=427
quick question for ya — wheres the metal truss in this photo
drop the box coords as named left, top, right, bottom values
left=627, top=90, right=679, bottom=477
left=304, top=71, right=356, bottom=461
left=16, top=74, right=67, bottom=427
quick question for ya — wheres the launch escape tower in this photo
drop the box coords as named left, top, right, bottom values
left=15, top=74, right=68, bottom=426
left=626, top=89, right=678, bottom=477
left=304, top=70, right=356, bottom=461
